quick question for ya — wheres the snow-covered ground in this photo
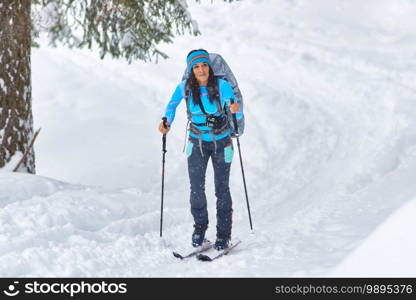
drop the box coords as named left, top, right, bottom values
left=1, top=0, right=416, bottom=277
left=331, top=197, right=416, bottom=277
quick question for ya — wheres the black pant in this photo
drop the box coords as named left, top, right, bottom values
left=186, top=135, right=234, bottom=238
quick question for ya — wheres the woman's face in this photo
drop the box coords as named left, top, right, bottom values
left=192, top=62, right=209, bottom=85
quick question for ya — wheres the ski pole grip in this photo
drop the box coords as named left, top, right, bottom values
left=162, top=117, right=168, bottom=129
left=161, top=117, right=167, bottom=152
left=230, top=98, right=239, bottom=135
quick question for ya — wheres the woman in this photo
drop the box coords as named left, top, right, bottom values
left=158, top=49, right=242, bottom=250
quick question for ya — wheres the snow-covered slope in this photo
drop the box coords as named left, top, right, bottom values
left=1, top=0, right=416, bottom=276
left=330, top=197, right=416, bottom=277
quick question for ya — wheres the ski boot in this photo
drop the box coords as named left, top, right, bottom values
left=192, top=223, right=208, bottom=247
left=214, top=233, right=231, bottom=250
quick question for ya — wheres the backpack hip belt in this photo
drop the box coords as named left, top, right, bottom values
left=189, top=120, right=230, bottom=156
left=192, top=114, right=228, bottom=131
left=189, top=119, right=229, bottom=136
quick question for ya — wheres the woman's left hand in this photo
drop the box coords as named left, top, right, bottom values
left=229, top=102, right=239, bottom=114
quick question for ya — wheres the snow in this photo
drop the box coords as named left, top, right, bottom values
left=330, top=197, right=416, bottom=277
left=37, top=2, right=60, bottom=29
left=0, top=151, right=22, bottom=172
left=1, top=0, right=416, bottom=277
left=121, top=32, right=134, bottom=48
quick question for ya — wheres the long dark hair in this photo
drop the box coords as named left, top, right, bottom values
left=186, top=49, right=218, bottom=107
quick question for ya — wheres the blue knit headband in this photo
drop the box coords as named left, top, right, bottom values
left=187, top=50, right=211, bottom=72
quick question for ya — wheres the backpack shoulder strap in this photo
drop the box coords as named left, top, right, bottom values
left=184, top=83, right=192, bottom=120
left=185, top=82, right=209, bottom=116
left=215, top=77, right=227, bottom=114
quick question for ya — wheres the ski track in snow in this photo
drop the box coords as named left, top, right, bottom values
left=1, top=0, right=416, bottom=277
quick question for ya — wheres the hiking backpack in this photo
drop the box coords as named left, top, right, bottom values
left=181, top=53, right=245, bottom=137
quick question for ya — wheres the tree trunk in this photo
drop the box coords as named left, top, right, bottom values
left=0, top=0, right=35, bottom=173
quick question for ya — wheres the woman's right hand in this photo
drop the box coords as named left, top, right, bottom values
left=158, top=121, right=170, bottom=134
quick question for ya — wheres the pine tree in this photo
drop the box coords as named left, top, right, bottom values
left=0, top=0, right=234, bottom=173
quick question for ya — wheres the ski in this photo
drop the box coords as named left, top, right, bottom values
left=197, top=239, right=241, bottom=262
left=172, top=240, right=212, bottom=260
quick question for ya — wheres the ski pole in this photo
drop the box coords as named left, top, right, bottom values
left=160, top=117, right=168, bottom=237
left=230, top=99, right=253, bottom=231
